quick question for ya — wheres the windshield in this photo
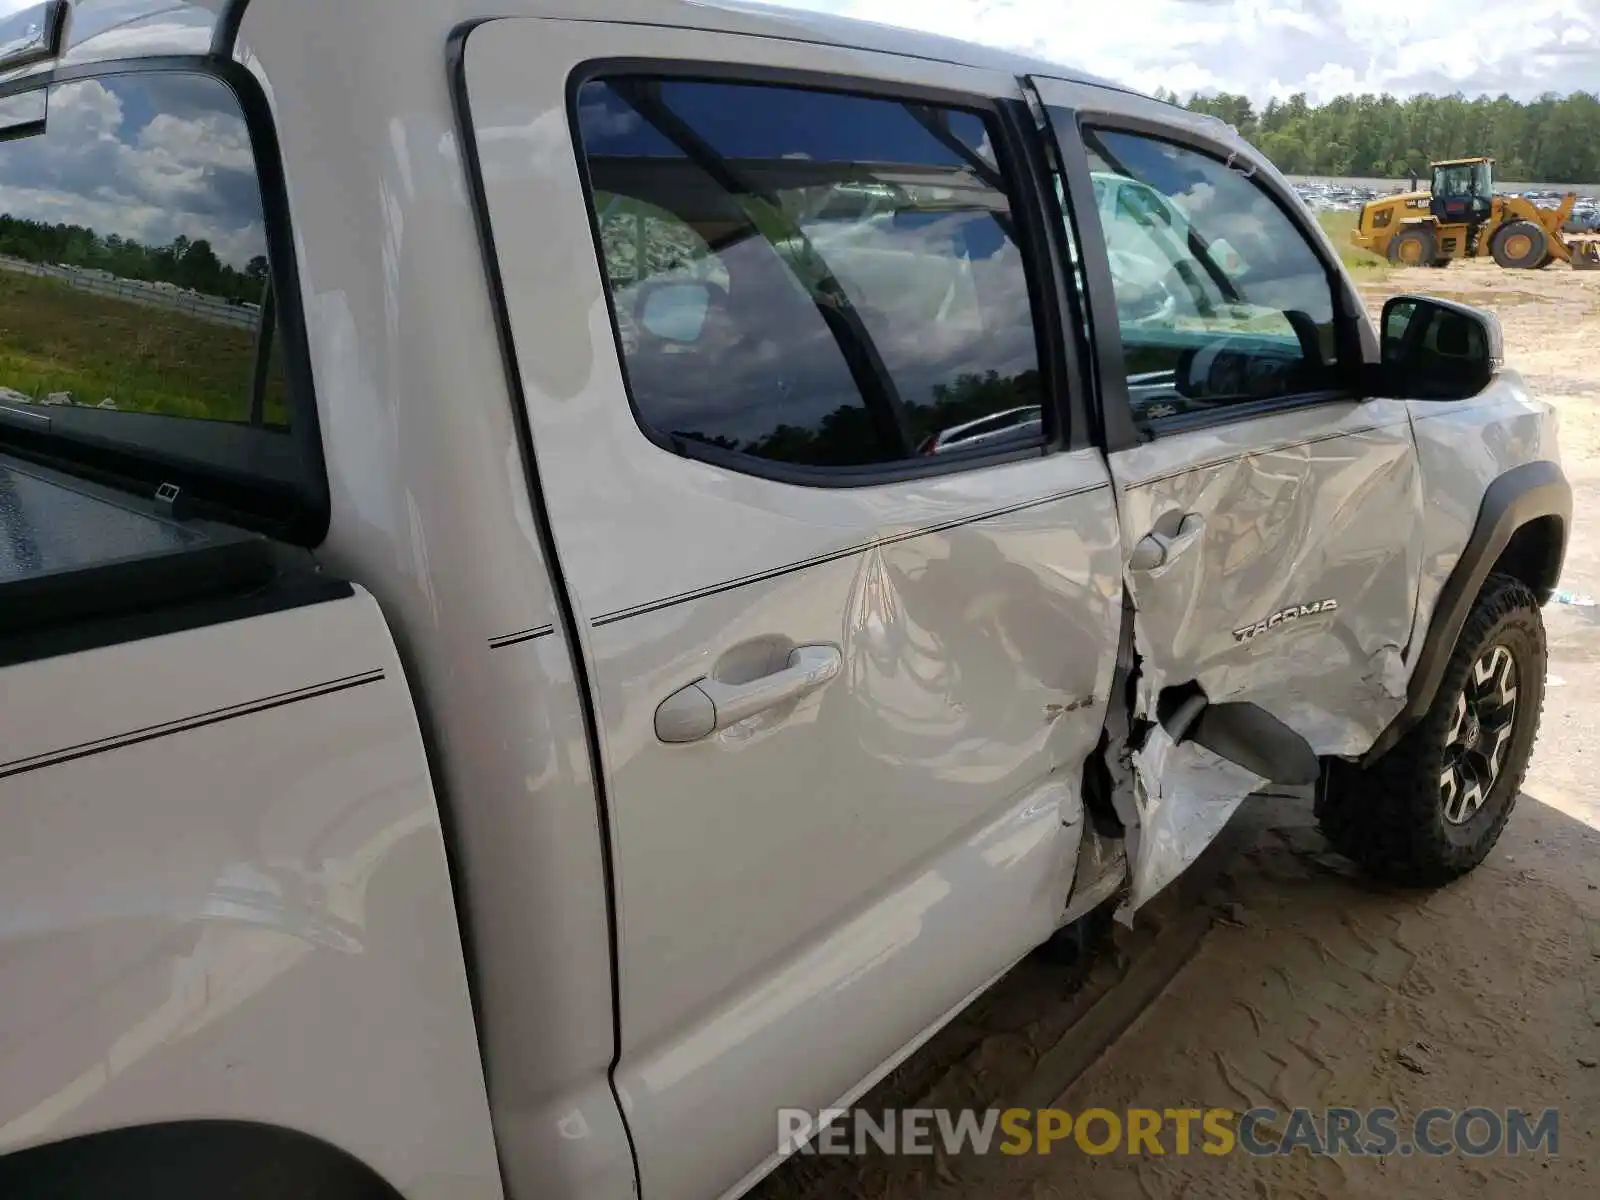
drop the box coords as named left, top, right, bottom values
left=0, top=72, right=320, bottom=540
left=1434, top=163, right=1488, bottom=197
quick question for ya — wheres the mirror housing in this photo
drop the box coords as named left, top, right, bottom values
left=1372, top=294, right=1503, bottom=400
left=634, top=280, right=712, bottom=345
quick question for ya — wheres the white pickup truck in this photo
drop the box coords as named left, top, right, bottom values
left=0, top=2, right=1568, bottom=1199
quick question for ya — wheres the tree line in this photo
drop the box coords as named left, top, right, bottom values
left=1152, top=89, right=1600, bottom=184
left=0, top=214, right=268, bottom=303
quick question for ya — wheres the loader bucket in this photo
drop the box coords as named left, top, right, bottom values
left=1571, top=240, right=1600, bottom=270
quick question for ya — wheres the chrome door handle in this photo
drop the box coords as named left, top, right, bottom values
left=655, top=644, right=842, bottom=743
left=1129, top=513, right=1205, bottom=572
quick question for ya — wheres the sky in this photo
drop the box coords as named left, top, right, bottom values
left=0, top=0, right=1591, bottom=105
left=766, top=0, right=1600, bottom=104
left=0, top=72, right=266, bottom=269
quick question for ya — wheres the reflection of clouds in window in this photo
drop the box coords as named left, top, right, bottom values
left=62, top=10, right=213, bottom=57
left=1099, top=138, right=1326, bottom=306
left=0, top=76, right=265, bottom=269
left=617, top=214, right=1037, bottom=449
left=578, top=94, right=643, bottom=142
left=579, top=78, right=1041, bottom=468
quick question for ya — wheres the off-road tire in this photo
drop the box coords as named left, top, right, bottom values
left=1490, top=220, right=1548, bottom=269
left=1317, top=573, right=1545, bottom=886
left=1427, top=257, right=1452, bottom=268
left=1387, top=225, right=1437, bottom=267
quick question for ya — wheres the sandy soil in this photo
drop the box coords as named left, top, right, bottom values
left=752, top=260, right=1600, bottom=1200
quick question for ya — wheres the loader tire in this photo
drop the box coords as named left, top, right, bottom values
left=1316, top=574, right=1545, bottom=886
left=1386, top=226, right=1436, bottom=267
left=1490, top=220, right=1548, bottom=269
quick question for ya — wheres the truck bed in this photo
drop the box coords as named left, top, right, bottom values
left=0, top=454, right=289, bottom=661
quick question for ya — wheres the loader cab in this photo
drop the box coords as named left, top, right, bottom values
left=1431, top=157, right=1494, bottom=228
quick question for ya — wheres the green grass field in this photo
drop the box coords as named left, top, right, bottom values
left=1316, top=209, right=1389, bottom=275
left=0, top=268, right=284, bottom=423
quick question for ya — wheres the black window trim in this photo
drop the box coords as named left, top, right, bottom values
left=0, top=54, right=329, bottom=546
left=1047, top=104, right=1376, bottom=450
left=565, top=58, right=1081, bottom=489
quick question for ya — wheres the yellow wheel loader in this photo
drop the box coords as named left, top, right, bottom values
left=1351, top=156, right=1600, bottom=270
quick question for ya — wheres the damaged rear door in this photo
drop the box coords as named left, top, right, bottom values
left=1031, top=79, right=1425, bottom=908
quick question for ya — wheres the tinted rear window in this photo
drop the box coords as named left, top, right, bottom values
left=0, top=72, right=319, bottom=538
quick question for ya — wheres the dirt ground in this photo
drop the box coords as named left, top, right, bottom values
left=753, top=261, right=1600, bottom=1200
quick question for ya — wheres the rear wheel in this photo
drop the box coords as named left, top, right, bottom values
left=1490, top=220, right=1548, bottom=268
left=1387, top=225, right=1437, bottom=267
left=1317, top=574, right=1545, bottom=885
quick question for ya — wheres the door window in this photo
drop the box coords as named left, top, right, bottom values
left=574, top=78, right=1047, bottom=475
left=1082, top=126, right=1342, bottom=425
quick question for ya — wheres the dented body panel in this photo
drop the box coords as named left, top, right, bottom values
left=1110, top=398, right=1423, bottom=756
left=1405, top=371, right=1563, bottom=658
left=1103, top=398, right=1428, bottom=915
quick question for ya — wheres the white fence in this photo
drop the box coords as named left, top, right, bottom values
left=0, top=255, right=260, bottom=331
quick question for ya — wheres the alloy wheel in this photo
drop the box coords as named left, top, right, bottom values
left=1439, top=644, right=1519, bottom=824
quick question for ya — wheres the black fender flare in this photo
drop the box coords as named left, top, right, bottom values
left=0, top=1121, right=401, bottom=1198
left=1362, top=459, right=1570, bottom=766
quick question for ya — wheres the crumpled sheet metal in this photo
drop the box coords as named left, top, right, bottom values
left=1117, top=724, right=1267, bottom=922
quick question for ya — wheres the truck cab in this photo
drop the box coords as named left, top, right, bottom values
left=1430, top=156, right=1494, bottom=233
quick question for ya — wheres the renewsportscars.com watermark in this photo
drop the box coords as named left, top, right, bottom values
left=778, top=1106, right=1561, bottom=1158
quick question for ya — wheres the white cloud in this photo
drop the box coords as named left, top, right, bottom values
left=763, top=0, right=1600, bottom=103
left=0, top=76, right=266, bottom=269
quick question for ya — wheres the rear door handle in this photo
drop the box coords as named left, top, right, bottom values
left=655, top=644, right=842, bottom=743
left=1129, top=513, right=1205, bottom=572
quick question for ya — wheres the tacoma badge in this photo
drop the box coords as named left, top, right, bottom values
left=1232, top=599, right=1339, bottom=643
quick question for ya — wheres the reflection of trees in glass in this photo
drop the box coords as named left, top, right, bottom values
left=0, top=215, right=265, bottom=303
left=673, top=369, right=1041, bottom=468
left=909, top=370, right=1041, bottom=446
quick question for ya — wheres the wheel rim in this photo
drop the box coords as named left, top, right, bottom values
left=1505, top=233, right=1532, bottom=260
left=1440, top=644, right=1519, bottom=824
left=1399, top=237, right=1424, bottom=263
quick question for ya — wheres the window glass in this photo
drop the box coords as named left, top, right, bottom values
left=1081, top=126, right=1341, bottom=424
left=0, top=74, right=286, bottom=430
left=576, top=78, right=1045, bottom=472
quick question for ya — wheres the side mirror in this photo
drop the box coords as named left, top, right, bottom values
left=634, top=280, right=712, bottom=344
left=1376, top=294, right=1503, bottom=400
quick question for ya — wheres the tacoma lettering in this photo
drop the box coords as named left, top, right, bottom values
left=1233, top=599, right=1340, bottom=643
